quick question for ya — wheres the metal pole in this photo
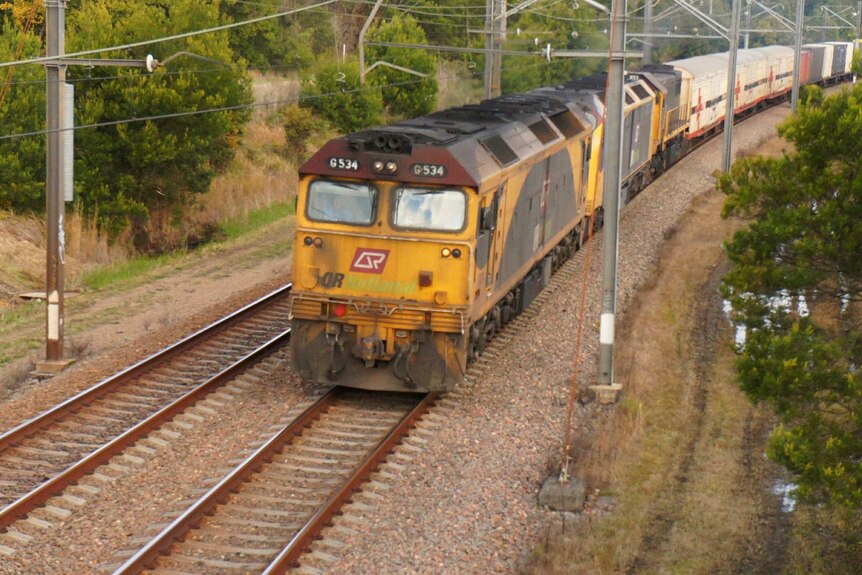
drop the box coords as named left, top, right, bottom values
left=856, top=1, right=861, bottom=67
left=722, top=0, right=741, bottom=173
left=484, top=0, right=494, bottom=98
left=744, top=0, right=751, bottom=49
left=791, top=0, right=804, bottom=112
left=597, top=0, right=626, bottom=390
left=43, top=0, right=68, bottom=368
left=493, top=1, right=505, bottom=97
left=643, top=0, right=654, bottom=64
left=484, top=0, right=504, bottom=98
left=358, top=0, right=384, bottom=85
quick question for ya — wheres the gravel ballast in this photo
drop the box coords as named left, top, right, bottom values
left=298, top=104, right=794, bottom=575
left=0, top=102, right=795, bottom=574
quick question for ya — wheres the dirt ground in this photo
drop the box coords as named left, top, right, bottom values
left=0, top=217, right=294, bottom=431
left=532, top=138, right=795, bottom=574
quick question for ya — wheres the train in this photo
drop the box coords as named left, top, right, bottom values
left=289, top=41, right=858, bottom=393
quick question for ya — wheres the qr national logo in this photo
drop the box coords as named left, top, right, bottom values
left=350, top=248, right=390, bottom=274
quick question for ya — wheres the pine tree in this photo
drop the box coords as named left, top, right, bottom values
left=720, top=84, right=862, bottom=509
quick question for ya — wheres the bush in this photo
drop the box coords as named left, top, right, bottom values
left=282, top=105, right=319, bottom=164
left=366, top=13, right=437, bottom=118
left=299, top=59, right=383, bottom=134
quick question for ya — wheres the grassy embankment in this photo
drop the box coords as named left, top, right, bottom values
left=528, top=139, right=862, bottom=574
left=0, top=63, right=482, bottom=372
left=531, top=189, right=787, bottom=574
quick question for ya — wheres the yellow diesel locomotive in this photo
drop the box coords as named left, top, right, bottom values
left=290, top=89, right=607, bottom=392
left=290, top=42, right=856, bottom=392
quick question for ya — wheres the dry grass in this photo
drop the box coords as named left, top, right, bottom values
left=435, top=60, right=484, bottom=110
left=65, top=206, right=132, bottom=273
left=785, top=504, right=862, bottom=574
left=0, top=212, right=50, bottom=295
left=528, top=191, right=775, bottom=574
left=189, top=120, right=297, bottom=230
left=250, top=71, right=300, bottom=118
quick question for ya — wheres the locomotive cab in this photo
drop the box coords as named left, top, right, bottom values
left=290, top=149, right=481, bottom=391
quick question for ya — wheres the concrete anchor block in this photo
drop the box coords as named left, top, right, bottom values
left=586, top=383, right=623, bottom=404
left=539, top=475, right=586, bottom=512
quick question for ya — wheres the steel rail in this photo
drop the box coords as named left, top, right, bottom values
left=0, top=327, right=292, bottom=530
left=111, top=387, right=345, bottom=574
left=0, top=283, right=292, bottom=452
left=112, top=389, right=437, bottom=575
left=262, top=391, right=437, bottom=574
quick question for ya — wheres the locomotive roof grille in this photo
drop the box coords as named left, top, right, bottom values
left=632, top=84, right=651, bottom=100
left=527, top=119, right=559, bottom=144
left=480, top=135, right=519, bottom=167
left=548, top=111, right=585, bottom=138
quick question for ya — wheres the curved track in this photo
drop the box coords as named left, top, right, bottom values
left=0, top=284, right=293, bottom=530
left=112, top=387, right=436, bottom=575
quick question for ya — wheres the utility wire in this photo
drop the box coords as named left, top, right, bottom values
left=0, top=75, right=432, bottom=142
left=0, top=0, right=337, bottom=70
left=0, top=52, right=571, bottom=142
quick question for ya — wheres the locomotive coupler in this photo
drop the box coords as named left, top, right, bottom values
left=354, top=333, right=383, bottom=367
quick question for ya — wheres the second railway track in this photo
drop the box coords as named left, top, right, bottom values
left=0, top=284, right=294, bottom=532
left=111, top=387, right=436, bottom=575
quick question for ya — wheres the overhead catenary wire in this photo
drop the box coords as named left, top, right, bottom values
left=0, top=52, right=570, bottom=142
left=0, top=0, right=338, bottom=70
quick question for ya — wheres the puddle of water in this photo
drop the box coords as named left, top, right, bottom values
left=772, top=480, right=798, bottom=513
left=722, top=299, right=747, bottom=347
left=722, top=291, right=810, bottom=347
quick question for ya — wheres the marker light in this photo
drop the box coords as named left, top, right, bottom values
left=313, top=237, right=323, bottom=247
left=332, top=303, right=347, bottom=317
left=385, top=161, right=398, bottom=173
left=373, top=160, right=385, bottom=172
left=451, top=248, right=462, bottom=258
left=303, top=236, right=313, bottom=246
left=441, top=248, right=451, bottom=257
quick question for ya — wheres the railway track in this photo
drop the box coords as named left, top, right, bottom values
left=0, top=284, right=293, bottom=533
left=111, top=387, right=436, bottom=575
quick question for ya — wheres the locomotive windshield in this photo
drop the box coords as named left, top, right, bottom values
left=391, top=187, right=466, bottom=232
left=306, top=180, right=377, bottom=225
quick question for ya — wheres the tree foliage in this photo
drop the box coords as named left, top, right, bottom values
left=719, top=84, right=862, bottom=509
left=282, top=104, right=320, bottom=165
left=366, top=13, right=437, bottom=119
left=64, top=0, right=252, bottom=243
left=0, top=15, right=44, bottom=213
left=500, top=2, right=606, bottom=93
left=299, top=58, right=382, bottom=133
left=221, top=0, right=333, bottom=71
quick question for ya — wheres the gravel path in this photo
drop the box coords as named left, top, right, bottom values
left=298, top=104, right=794, bottom=575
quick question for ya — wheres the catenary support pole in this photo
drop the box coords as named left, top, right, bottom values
left=643, top=0, right=654, bottom=64
left=791, top=0, right=805, bottom=112
left=856, top=1, right=861, bottom=67
left=744, top=0, right=751, bottom=49
left=42, top=0, right=69, bottom=370
left=722, top=0, right=742, bottom=173
left=358, top=0, right=384, bottom=85
left=595, top=0, right=626, bottom=398
left=484, top=0, right=505, bottom=98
